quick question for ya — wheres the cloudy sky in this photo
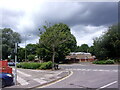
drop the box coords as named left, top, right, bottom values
left=0, top=0, right=118, bottom=47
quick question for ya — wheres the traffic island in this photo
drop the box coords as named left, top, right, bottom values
left=4, top=70, right=71, bottom=89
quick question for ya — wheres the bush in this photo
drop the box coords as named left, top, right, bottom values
left=27, top=55, right=35, bottom=61
left=17, top=61, right=52, bottom=70
left=93, top=59, right=114, bottom=64
left=17, top=62, right=41, bottom=69
left=105, top=59, right=114, bottom=64
left=39, top=61, right=52, bottom=70
left=93, top=61, right=106, bottom=64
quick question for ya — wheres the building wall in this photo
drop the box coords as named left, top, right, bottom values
left=66, top=52, right=95, bottom=62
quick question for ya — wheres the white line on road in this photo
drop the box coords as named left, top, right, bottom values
left=66, top=69, right=117, bottom=72
left=17, top=76, right=29, bottom=85
left=97, top=81, right=117, bottom=90
left=33, top=78, right=47, bottom=84
left=12, top=68, right=31, bottom=77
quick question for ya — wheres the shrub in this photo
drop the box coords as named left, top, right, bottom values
left=17, top=61, right=52, bottom=70
left=105, top=59, right=114, bottom=64
left=93, top=61, right=106, bottom=64
left=39, top=61, right=52, bottom=70
left=27, top=55, right=35, bottom=61
left=17, top=62, right=41, bottom=69
left=93, top=59, right=114, bottom=64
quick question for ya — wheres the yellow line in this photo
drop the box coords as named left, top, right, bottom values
left=38, top=71, right=73, bottom=88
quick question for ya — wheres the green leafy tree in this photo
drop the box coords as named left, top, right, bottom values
left=36, top=44, right=52, bottom=61
left=27, top=55, right=35, bottom=61
left=1, top=28, right=21, bottom=60
left=93, top=24, right=120, bottom=60
left=18, top=47, right=25, bottom=62
left=75, top=44, right=89, bottom=53
left=26, top=44, right=37, bottom=56
left=39, top=23, right=77, bottom=69
left=88, top=46, right=95, bottom=55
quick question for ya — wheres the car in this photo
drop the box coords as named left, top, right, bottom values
left=0, top=73, right=14, bottom=88
left=8, top=62, right=15, bottom=66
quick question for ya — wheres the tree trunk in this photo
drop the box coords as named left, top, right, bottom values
left=52, top=47, right=55, bottom=70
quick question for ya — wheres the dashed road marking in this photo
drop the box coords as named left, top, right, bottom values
left=65, top=69, right=118, bottom=72
left=12, top=68, right=31, bottom=77
left=33, top=78, right=47, bottom=84
left=17, top=76, right=29, bottom=85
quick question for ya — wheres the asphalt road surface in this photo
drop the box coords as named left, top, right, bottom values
left=40, top=64, right=119, bottom=89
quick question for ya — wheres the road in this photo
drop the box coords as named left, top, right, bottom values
left=40, top=64, right=119, bottom=89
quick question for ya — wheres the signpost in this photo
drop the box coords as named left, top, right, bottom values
left=14, top=43, right=18, bottom=85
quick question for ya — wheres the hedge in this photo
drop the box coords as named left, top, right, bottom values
left=17, top=61, right=52, bottom=69
left=93, top=59, right=114, bottom=64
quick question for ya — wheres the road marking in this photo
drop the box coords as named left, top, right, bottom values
left=112, top=70, right=118, bottom=72
left=38, top=71, right=73, bottom=88
left=97, top=81, right=117, bottom=90
left=98, top=70, right=104, bottom=72
left=65, top=69, right=118, bottom=72
left=17, top=76, right=29, bottom=85
left=33, top=78, right=47, bottom=84
left=92, top=69, right=98, bottom=71
left=86, top=69, right=91, bottom=71
left=12, top=68, right=31, bottom=77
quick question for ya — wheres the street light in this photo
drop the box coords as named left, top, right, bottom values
left=25, top=35, right=31, bottom=62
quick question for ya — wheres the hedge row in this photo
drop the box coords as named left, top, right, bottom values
left=93, top=59, right=114, bottom=64
left=17, top=61, right=52, bottom=70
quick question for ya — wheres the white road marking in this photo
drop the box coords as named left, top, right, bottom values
left=103, top=70, right=110, bottom=72
left=12, top=68, right=31, bottom=77
left=33, top=78, right=47, bottom=84
left=97, top=81, right=117, bottom=89
left=98, top=70, right=104, bottom=71
left=66, top=69, right=118, bottom=72
left=112, top=70, right=118, bottom=72
left=17, top=76, right=29, bottom=85
left=92, top=69, right=98, bottom=71
left=86, top=69, right=91, bottom=71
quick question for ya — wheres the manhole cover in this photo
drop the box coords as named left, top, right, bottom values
left=69, top=83, right=74, bottom=85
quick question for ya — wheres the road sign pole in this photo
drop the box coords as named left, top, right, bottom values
left=14, top=43, right=18, bottom=85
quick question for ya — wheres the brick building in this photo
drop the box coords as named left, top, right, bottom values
left=66, top=52, right=95, bottom=63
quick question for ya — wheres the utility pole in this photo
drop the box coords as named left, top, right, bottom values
left=25, top=35, right=27, bottom=62
left=25, top=35, right=31, bottom=62
left=14, top=43, right=18, bottom=85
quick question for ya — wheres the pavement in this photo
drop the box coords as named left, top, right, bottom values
left=3, top=67, right=70, bottom=89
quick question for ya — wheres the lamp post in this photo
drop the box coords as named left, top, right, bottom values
left=25, top=35, right=31, bottom=62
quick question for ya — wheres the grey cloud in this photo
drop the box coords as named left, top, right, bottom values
left=1, top=2, right=118, bottom=46
left=64, top=2, right=118, bottom=26
left=2, top=8, right=24, bottom=30
left=33, top=2, right=118, bottom=27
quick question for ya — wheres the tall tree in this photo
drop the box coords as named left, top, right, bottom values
left=18, top=47, right=25, bottom=62
left=39, top=23, right=77, bottom=69
left=1, top=28, right=21, bottom=60
left=93, top=24, right=120, bottom=60
left=75, top=44, right=89, bottom=53
left=26, top=44, right=37, bottom=56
